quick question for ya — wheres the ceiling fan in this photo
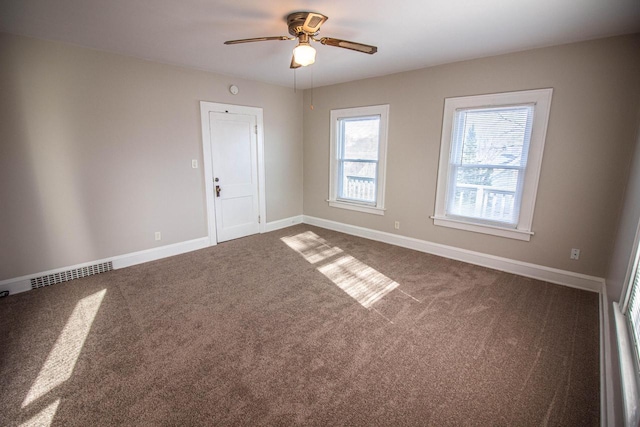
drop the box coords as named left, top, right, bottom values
left=224, top=12, right=378, bottom=69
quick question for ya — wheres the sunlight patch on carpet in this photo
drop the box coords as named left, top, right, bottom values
left=19, top=399, right=60, bottom=427
left=282, top=231, right=399, bottom=308
left=281, top=231, right=343, bottom=264
left=317, top=255, right=399, bottom=308
left=22, top=289, right=106, bottom=407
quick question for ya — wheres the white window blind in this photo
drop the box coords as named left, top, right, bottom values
left=433, top=89, right=552, bottom=241
left=447, top=105, right=534, bottom=227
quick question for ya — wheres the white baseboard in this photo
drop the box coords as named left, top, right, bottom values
left=264, top=215, right=303, bottom=232
left=302, top=215, right=604, bottom=293
left=0, top=237, right=210, bottom=297
left=0, top=278, right=31, bottom=295
left=110, top=237, right=209, bottom=269
left=0, top=216, right=301, bottom=298
left=2, top=215, right=604, bottom=296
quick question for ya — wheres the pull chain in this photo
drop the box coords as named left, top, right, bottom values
left=310, top=66, right=314, bottom=110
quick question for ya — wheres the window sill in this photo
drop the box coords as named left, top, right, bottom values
left=328, top=200, right=385, bottom=216
left=431, top=216, right=533, bottom=241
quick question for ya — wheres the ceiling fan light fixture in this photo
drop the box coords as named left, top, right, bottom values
left=224, top=12, right=377, bottom=69
left=293, top=42, right=316, bottom=66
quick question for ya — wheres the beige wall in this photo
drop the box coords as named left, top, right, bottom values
left=3, top=32, right=639, bottom=282
left=0, top=33, right=303, bottom=280
left=303, top=34, right=640, bottom=278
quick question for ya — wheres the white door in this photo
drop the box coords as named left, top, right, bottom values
left=209, top=111, right=260, bottom=242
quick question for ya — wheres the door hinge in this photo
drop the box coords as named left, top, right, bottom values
left=258, top=215, right=261, bottom=224
left=254, top=125, right=258, bottom=135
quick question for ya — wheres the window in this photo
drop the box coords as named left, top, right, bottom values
left=616, top=225, right=640, bottom=427
left=623, top=242, right=640, bottom=387
left=433, top=89, right=553, bottom=241
left=329, top=105, right=389, bottom=215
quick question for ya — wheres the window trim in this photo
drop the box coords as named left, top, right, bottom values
left=329, top=104, right=390, bottom=215
left=432, top=89, right=553, bottom=241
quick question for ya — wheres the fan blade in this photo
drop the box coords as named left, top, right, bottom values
left=302, top=12, right=328, bottom=33
left=290, top=55, right=301, bottom=69
left=224, top=36, right=289, bottom=45
left=319, top=37, right=377, bottom=54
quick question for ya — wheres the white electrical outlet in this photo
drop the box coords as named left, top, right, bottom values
left=570, top=248, right=580, bottom=260
left=192, top=159, right=198, bottom=169
left=155, top=232, right=161, bottom=241
left=394, top=221, right=400, bottom=230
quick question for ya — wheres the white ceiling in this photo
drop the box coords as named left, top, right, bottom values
left=1, top=0, right=639, bottom=89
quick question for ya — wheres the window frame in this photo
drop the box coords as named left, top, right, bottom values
left=622, top=219, right=640, bottom=383
left=623, top=246, right=640, bottom=372
left=616, top=218, right=640, bottom=427
left=432, top=89, right=553, bottom=241
left=328, top=104, right=390, bottom=216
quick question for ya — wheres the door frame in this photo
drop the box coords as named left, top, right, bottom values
left=200, top=101, right=266, bottom=246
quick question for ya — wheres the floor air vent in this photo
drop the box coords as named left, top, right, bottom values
left=30, top=261, right=113, bottom=289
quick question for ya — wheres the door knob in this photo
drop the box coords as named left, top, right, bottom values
left=215, top=185, right=221, bottom=197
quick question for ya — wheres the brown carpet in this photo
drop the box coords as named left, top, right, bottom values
left=0, top=224, right=599, bottom=426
